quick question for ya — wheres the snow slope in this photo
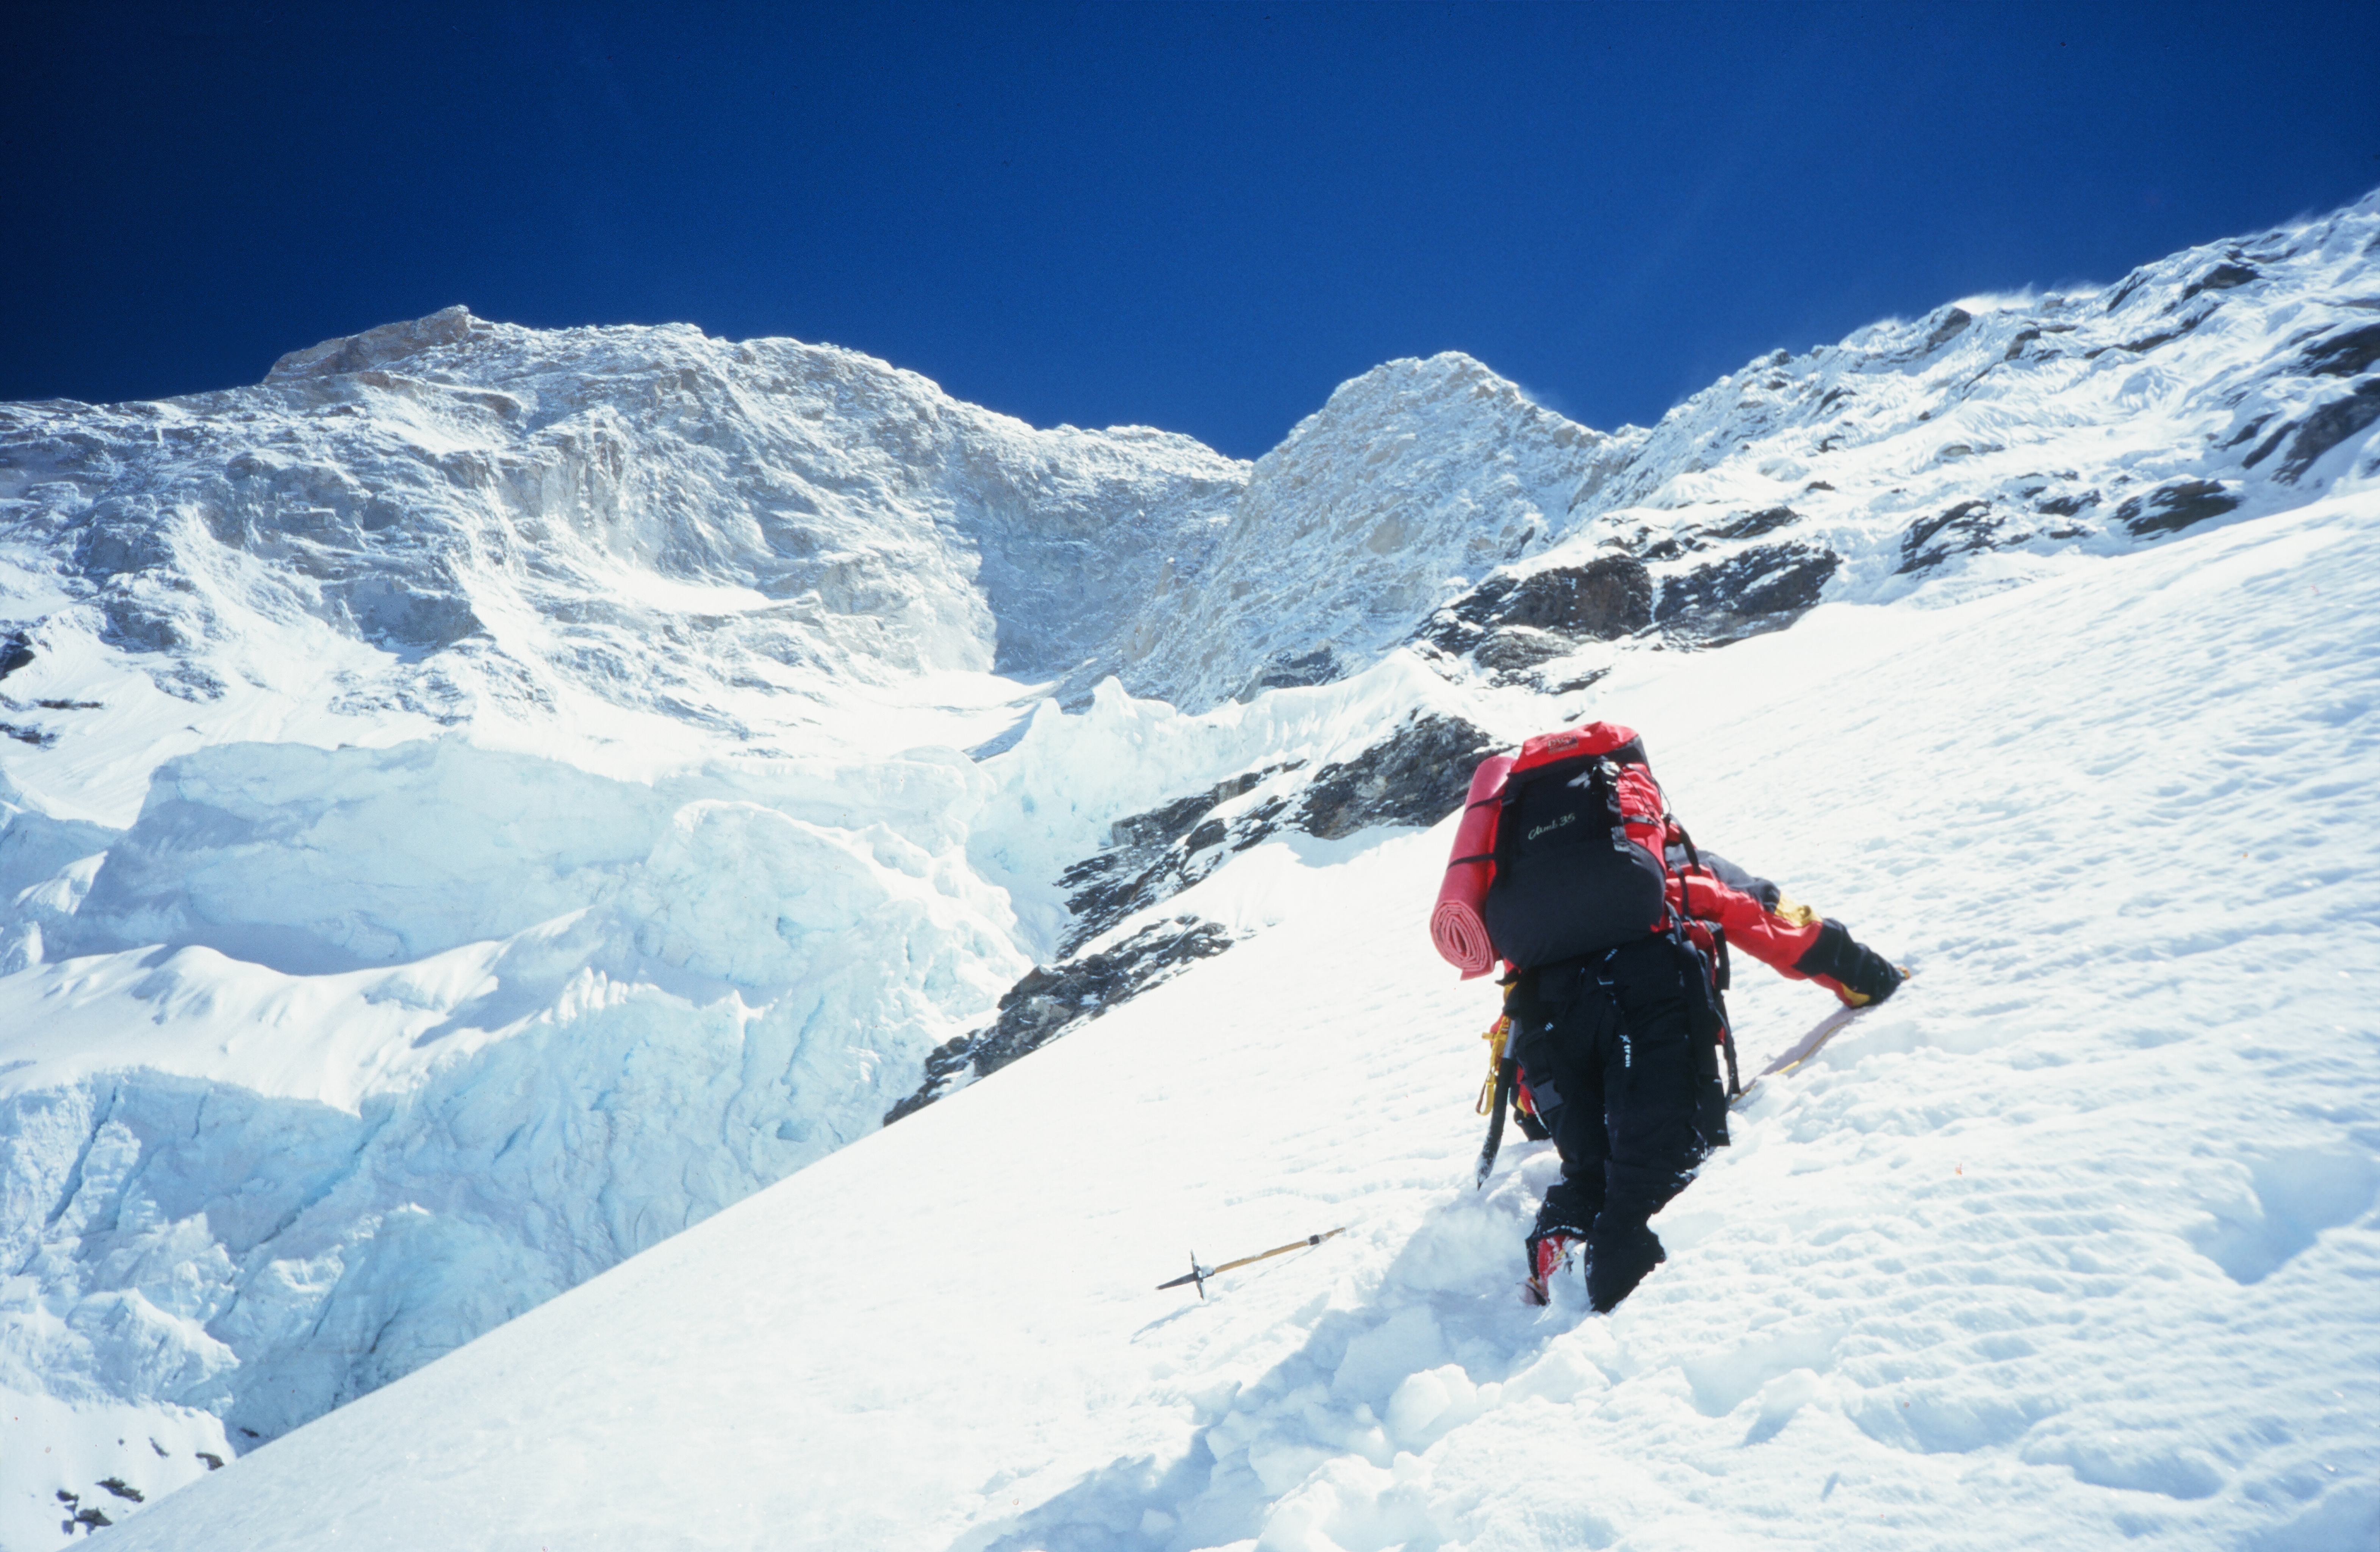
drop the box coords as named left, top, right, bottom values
left=99, top=484, right=2380, bottom=1552
left=0, top=191, right=2376, bottom=1545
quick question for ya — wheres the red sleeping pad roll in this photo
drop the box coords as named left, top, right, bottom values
left=1430, top=753, right=1514, bottom=977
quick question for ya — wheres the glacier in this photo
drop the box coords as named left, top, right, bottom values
left=0, top=192, right=2375, bottom=1546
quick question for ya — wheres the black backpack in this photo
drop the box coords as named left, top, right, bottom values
left=1480, top=741, right=1671, bottom=970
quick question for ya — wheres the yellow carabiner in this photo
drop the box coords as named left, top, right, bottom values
left=1474, top=1014, right=1511, bottom=1113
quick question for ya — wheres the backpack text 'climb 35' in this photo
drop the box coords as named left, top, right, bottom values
left=1480, top=724, right=1671, bottom=971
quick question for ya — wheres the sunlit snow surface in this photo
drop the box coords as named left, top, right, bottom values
left=99, top=491, right=2380, bottom=1551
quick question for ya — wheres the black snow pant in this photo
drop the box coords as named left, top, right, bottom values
left=1512, top=934, right=1725, bottom=1311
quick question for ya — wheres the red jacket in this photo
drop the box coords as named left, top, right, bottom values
left=1567, top=726, right=1862, bottom=1005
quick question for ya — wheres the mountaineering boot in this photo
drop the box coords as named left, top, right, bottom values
left=1523, top=1182, right=1598, bottom=1305
left=1524, top=1231, right=1580, bottom=1306
left=1585, top=1219, right=1667, bottom=1313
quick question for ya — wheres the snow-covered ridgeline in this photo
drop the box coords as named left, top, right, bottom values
left=4, top=198, right=2376, bottom=775
left=0, top=190, right=2374, bottom=1543
left=0, top=306, right=1247, bottom=799
left=1127, top=191, right=2380, bottom=708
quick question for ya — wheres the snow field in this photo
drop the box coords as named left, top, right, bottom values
left=102, top=491, right=2380, bottom=1549
left=0, top=1384, right=225, bottom=1547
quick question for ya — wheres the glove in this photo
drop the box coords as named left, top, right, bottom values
left=1795, top=919, right=1904, bottom=1006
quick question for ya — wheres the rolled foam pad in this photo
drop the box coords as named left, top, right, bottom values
left=1431, top=897, right=1497, bottom=977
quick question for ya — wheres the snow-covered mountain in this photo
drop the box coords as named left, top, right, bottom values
left=0, top=192, right=2375, bottom=1546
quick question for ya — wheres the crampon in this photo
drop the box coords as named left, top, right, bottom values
left=1524, top=1231, right=1579, bottom=1306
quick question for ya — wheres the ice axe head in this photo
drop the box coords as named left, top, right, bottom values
left=1154, top=1252, right=1216, bottom=1297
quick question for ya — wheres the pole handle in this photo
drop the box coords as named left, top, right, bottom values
left=1157, top=1228, right=1346, bottom=1292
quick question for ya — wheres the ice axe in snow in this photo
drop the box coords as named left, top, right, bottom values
left=1474, top=1014, right=1521, bottom=1188
left=1156, top=1228, right=1346, bottom=1298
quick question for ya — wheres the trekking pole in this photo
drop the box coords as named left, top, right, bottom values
left=1474, top=1015, right=1521, bottom=1188
left=1156, top=1228, right=1346, bottom=1299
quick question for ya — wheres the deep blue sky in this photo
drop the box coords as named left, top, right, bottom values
left=5, top=1, right=2377, bottom=458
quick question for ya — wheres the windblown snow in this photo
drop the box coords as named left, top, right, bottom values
left=1, top=194, right=2377, bottom=1549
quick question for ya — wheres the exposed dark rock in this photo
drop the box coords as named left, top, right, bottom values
left=2224, top=413, right=2275, bottom=449
left=1294, top=712, right=1500, bottom=840
left=1418, top=557, right=1650, bottom=674
left=34, top=698, right=102, bottom=710
left=266, top=304, right=487, bottom=382
left=1921, top=307, right=1974, bottom=353
left=1658, top=544, right=1839, bottom=638
left=1711, top=507, right=1801, bottom=541
left=1, top=723, right=56, bottom=748
left=1441, top=576, right=1517, bottom=628
left=2115, top=480, right=2241, bottom=535
left=2276, top=381, right=2380, bottom=482
left=886, top=710, right=1501, bottom=1124
left=1544, top=665, right=1610, bottom=695
left=2178, top=261, right=2258, bottom=302
left=2035, top=490, right=2099, bottom=517
left=2003, top=327, right=2043, bottom=361
left=1059, top=765, right=1290, bottom=952
left=2301, top=322, right=2380, bottom=379
left=97, top=1478, right=143, bottom=1502
left=2114, top=303, right=2212, bottom=354
left=2244, top=420, right=2294, bottom=469
left=2103, top=271, right=2152, bottom=313
left=1241, top=648, right=1338, bottom=698
left=74, top=1508, right=112, bottom=1530
left=2109, top=293, right=2222, bottom=355
left=1804, top=480, right=1835, bottom=492
left=883, top=917, right=1236, bottom=1124
left=0, top=630, right=31, bottom=680
left=1898, top=500, right=1999, bottom=572
left=196, top=1452, right=225, bottom=1471
left=1472, top=626, right=1572, bottom=674
left=1493, top=556, right=1652, bottom=638
left=1062, top=711, right=1496, bottom=954
left=1103, top=779, right=1252, bottom=855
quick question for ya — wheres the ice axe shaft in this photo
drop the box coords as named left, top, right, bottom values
left=1156, top=1228, right=1347, bottom=1297
left=1474, top=1015, right=1522, bottom=1188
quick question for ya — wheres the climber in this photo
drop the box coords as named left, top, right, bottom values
left=1435, top=722, right=1902, bottom=1310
